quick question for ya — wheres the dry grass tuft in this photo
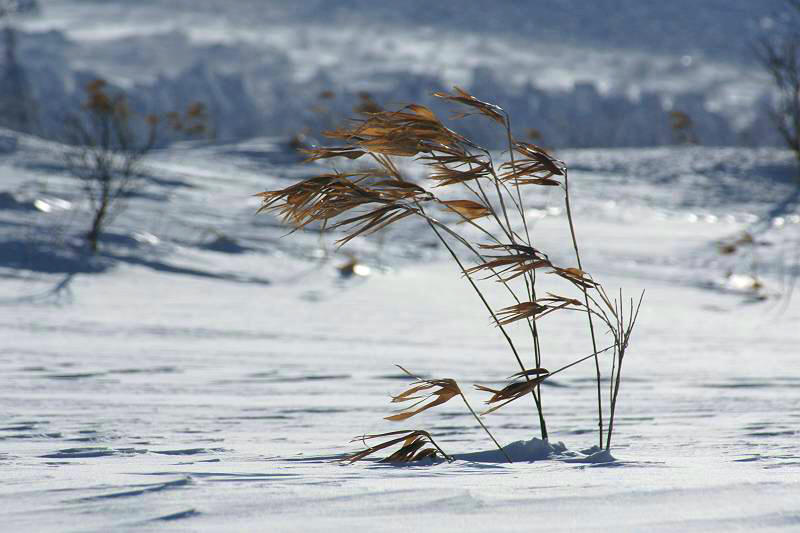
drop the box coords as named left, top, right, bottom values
left=257, top=86, right=645, bottom=458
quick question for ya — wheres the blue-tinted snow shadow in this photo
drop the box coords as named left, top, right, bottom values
left=0, top=239, right=109, bottom=275
left=0, top=229, right=270, bottom=302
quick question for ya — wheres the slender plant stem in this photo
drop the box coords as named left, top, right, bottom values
left=474, top=177, right=516, bottom=245
left=414, top=203, right=545, bottom=426
left=545, top=345, right=615, bottom=379
left=563, top=169, right=604, bottom=449
left=441, top=193, right=548, bottom=436
left=419, top=206, right=525, bottom=372
left=481, top=149, right=515, bottom=245
left=502, top=114, right=548, bottom=440
left=460, top=393, right=512, bottom=463
left=606, top=291, right=644, bottom=450
left=424, top=433, right=454, bottom=463
left=455, top=137, right=548, bottom=440
left=605, top=354, right=623, bottom=450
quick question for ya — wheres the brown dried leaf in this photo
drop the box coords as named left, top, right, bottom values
left=441, top=199, right=490, bottom=221
left=406, top=104, right=438, bottom=122
left=507, top=368, right=550, bottom=379
left=474, top=372, right=550, bottom=415
left=303, top=147, right=367, bottom=161
left=385, top=366, right=462, bottom=421
left=494, top=301, right=548, bottom=326
left=433, top=87, right=506, bottom=125
left=550, top=267, right=598, bottom=289
left=465, top=244, right=552, bottom=282
left=428, top=160, right=491, bottom=187
left=511, top=142, right=564, bottom=175
left=495, top=294, right=582, bottom=326
left=344, top=429, right=452, bottom=463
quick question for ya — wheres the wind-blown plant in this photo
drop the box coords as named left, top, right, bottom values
left=257, top=88, right=644, bottom=462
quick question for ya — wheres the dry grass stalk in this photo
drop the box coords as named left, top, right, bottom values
left=64, top=79, right=204, bottom=252
left=257, top=87, right=644, bottom=456
left=601, top=290, right=645, bottom=449
left=440, top=199, right=491, bottom=221
left=561, top=166, right=605, bottom=448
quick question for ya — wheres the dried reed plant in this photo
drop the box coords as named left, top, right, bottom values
left=258, top=88, right=644, bottom=460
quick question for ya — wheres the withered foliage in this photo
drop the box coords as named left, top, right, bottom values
left=499, top=142, right=564, bottom=185
left=433, top=86, right=506, bottom=125
left=166, top=102, right=209, bottom=136
left=494, top=294, right=582, bottom=326
left=475, top=372, right=550, bottom=416
left=383, top=366, right=512, bottom=463
left=256, top=86, right=644, bottom=457
left=344, top=430, right=452, bottom=463
left=428, top=157, right=492, bottom=187
left=322, top=103, right=461, bottom=157
left=385, top=366, right=461, bottom=422
left=66, top=80, right=157, bottom=252
left=440, top=199, right=491, bottom=221
left=256, top=171, right=428, bottom=245
left=303, top=147, right=367, bottom=161
left=549, top=266, right=598, bottom=290
left=466, top=243, right=551, bottom=282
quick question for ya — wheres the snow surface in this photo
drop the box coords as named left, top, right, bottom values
left=1, top=127, right=799, bottom=531
left=2, top=1, right=800, bottom=530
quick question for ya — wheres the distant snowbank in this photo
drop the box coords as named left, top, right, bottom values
left=0, top=20, right=785, bottom=149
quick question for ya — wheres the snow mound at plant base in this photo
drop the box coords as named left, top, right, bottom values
left=563, top=446, right=617, bottom=464
left=453, top=439, right=616, bottom=464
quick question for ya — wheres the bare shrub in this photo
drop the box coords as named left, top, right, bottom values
left=756, top=0, right=800, bottom=174
left=65, top=79, right=207, bottom=252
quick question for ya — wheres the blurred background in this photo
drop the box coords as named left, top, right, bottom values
left=2, top=0, right=798, bottom=149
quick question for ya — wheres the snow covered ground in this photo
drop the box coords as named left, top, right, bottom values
left=2, top=1, right=800, bottom=530
left=1, top=127, right=799, bottom=531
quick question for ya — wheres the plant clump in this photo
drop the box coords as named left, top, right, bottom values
left=257, top=87, right=644, bottom=463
